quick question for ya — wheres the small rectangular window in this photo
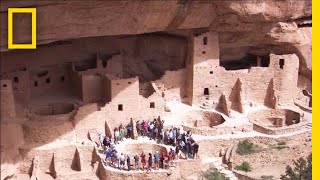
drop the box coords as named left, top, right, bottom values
left=2, top=84, right=7, bottom=87
left=60, top=76, right=65, bottom=82
left=204, top=88, right=209, bottom=95
left=203, top=37, right=208, bottom=45
left=14, top=77, right=19, bottom=83
left=279, top=59, right=285, bottom=69
left=118, top=104, right=123, bottom=111
left=150, top=102, right=155, bottom=108
left=34, top=81, right=38, bottom=87
left=46, top=78, right=50, bottom=84
left=210, top=71, right=213, bottom=74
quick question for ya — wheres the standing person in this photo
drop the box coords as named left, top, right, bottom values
left=127, top=154, right=131, bottom=171
left=116, top=151, right=121, bottom=169
left=119, top=127, right=125, bottom=141
left=136, top=120, right=141, bottom=136
left=169, top=129, right=174, bottom=145
left=175, top=145, right=180, bottom=159
left=120, top=153, right=126, bottom=170
left=153, top=126, right=158, bottom=141
left=172, top=127, right=177, bottom=146
left=154, top=151, right=160, bottom=170
left=147, top=153, right=153, bottom=173
left=193, top=143, right=199, bottom=159
left=134, top=153, right=139, bottom=170
left=114, top=128, right=120, bottom=144
left=141, top=152, right=146, bottom=170
left=105, top=148, right=112, bottom=165
left=160, top=129, right=164, bottom=144
left=142, top=120, right=148, bottom=136
left=177, top=128, right=181, bottom=145
left=126, top=123, right=132, bottom=138
left=165, top=130, right=170, bottom=145
left=160, top=151, right=166, bottom=169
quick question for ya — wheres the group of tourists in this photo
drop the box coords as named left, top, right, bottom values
left=104, top=149, right=171, bottom=172
left=98, top=116, right=200, bottom=172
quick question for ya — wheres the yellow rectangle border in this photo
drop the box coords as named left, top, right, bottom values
left=8, top=8, right=36, bottom=49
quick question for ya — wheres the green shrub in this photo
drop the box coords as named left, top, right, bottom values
left=277, top=141, right=286, bottom=146
left=202, top=167, right=228, bottom=180
left=261, top=175, right=274, bottom=180
left=235, top=161, right=252, bottom=172
left=236, top=140, right=260, bottom=155
left=270, top=141, right=288, bottom=150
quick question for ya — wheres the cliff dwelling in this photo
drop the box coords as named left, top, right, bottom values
left=0, top=0, right=312, bottom=180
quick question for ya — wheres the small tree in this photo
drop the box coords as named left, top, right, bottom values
left=280, top=153, right=311, bottom=180
left=202, top=167, right=228, bottom=180
left=235, top=161, right=252, bottom=172
left=236, top=140, right=260, bottom=155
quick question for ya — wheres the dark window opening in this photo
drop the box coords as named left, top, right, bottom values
left=3, top=84, right=7, bottom=87
left=118, top=104, right=123, bottom=111
left=203, top=37, right=208, bottom=45
left=37, top=70, right=48, bottom=78
left=221, top=54, right=269, bottom=70
left=128, top=82, right=131, bottom=84
left=14, top=77, right=19, bottom=83
left=150, top=102, right=155, bottom=108
left=210, top=71, right=213, bottom=74
left=279, top=59, right=285, bottom=69
left=34, top=81, right=38, bottom=87
left=204, top=88, right=209, bottom=95
left=215, top=85, right=218, bottom=87
left=46, top=78, right=50, bottom=84
left=260, top=56, right=270, bottom=67
left=60, top=76, right=65, bottom=82
left=202, top=51, right=206, bottom=54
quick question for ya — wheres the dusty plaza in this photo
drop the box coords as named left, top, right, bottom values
left=0, top=0, right=312, bottom=180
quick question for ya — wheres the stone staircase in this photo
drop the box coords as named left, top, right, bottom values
left=201, top=157, right=238, bottom=180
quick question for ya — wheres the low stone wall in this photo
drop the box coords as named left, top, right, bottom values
left=182, top=124, right=252, bottom=136
left=253, top=122, right=304, bottom=135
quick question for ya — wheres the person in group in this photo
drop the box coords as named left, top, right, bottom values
left=111, top=149, right=116, bottom=166
left=167, top=151, right=173, bottom=166
left=126, top=154, right=131, bottom=171
left=160, top=129, right=164, bottom=144
left=153, top=126, right=158, bottom=141
left=176, top=128, right=182, bottom=145
left=105, top=148, right=112, bottom=165
left=126, top=122, right=132, bottom=138
left=120, top=153, right=126, bottom=170
left=175, top=145, right=180, bottom=159
left=169, top=129, right=174, bottom=145
left=154, top=151, right=160, bottom=170
left=165, top=129, right=170, bottom=145
left=142, top=120, right=148, bottom=136
left=134, top=153, right=139, bottom=170
left=103, top=136, right=109, bottom=149
left=116, top=150, right=121, bottom=169
left=136, top=120, right=141, bottom=136
left=119, top=126, right=125, bottom=141
left=114, top=128, right=120, bottom=144
left=172, top=127, right=177, bottom=146
left=141, top=152, right=147, bottom=170
left=179, top=140, right=186, bottom=159
left=193, top=142, right=199, bottom=159
left=147, top=153, right=153, bottom=173
left=160, top=151, right=166, bottom=169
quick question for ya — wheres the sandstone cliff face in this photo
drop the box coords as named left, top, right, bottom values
left=0, top=0, right=312, bottom=79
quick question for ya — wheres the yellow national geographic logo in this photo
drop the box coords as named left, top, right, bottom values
left=8, top=8, right=36, bottom=49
